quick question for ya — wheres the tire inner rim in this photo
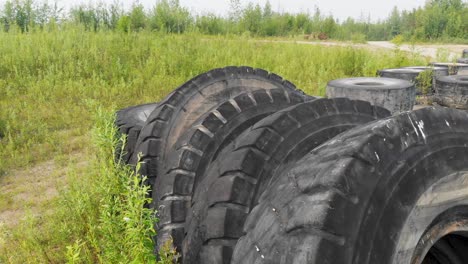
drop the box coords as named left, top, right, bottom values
left=394, top=171, right=468, bottom=264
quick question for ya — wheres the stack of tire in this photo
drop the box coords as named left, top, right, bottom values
left=429, top=50, right=468, bottom=110
left=434, top=75, right=468, bottom=109
left=325, top=66, right=444, bottom=110
left=457, top=49, right=468, bottom=64
left=115, top=66, right=468, bottom=264
left=378, top=67, right=446, bottom=95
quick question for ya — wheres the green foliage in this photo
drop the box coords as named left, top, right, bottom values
left=391, top=34, right=405, bottom=45
left=0, top=107, right=177, bottom=263
left=117, top=15, right=130, bottom=33
left=0, top=118, right=6, bottom=139
left=0, top=0, right=466, bottom=41
left=195, top=14, right=227, bottom=35
left=0, top=30, right=426, bottom=172
left=351, top=33, right=367, bottom=44
left=415, top=69, right=434, bottom=95
left=149, top=0, right=191, bottom=33
left=129, top=3, right=147, bottom=32
left=0, top=30, right=425, bottom=262
left=436, top=47, right=452, bottom=61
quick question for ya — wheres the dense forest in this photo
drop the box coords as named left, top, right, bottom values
left=0, top=0, right=467, bottom=42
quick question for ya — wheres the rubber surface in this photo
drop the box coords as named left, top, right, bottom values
left=131, top=66, right=304, bottom=184
left=232, top=107, right=468, bottom=264
left=429, top=62, right=468, bottom=75
left=403, top=66, right=449, bottom=77
left=154, top=88, right=309, bottom=254
left=115, top=103, right=158, bottom=163
left=401, top=66, right=450, bottom=95
left=326, top=77, right=415, bottom=114
left=183, top=98, right=391, bottom=264
left=457, top=58, right=468, bottom=64
left=434, top=75, right=468, bottom=109
left=378, top=68, right=424, bottom=81
left=378, top=68, right=426, bottom=94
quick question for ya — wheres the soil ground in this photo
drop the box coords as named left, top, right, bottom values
left=0, top=152, right=87, bottom=229
left=279, top=40, right=465, bottom=60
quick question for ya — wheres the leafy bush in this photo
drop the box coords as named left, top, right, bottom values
left=351, top=33, right=367, bottom=44
left=1, top=0, right=466, bottom=42
left=391, top=34, right=405, bottom=45
left=416, top=69, right=434, bottom=95
left=0, top=31, right=425, bottom=262
left=0, top=119, right=6, bottom=139
left=0, top=108, right=178, bottom=263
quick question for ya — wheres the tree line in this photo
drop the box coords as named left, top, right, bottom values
left=1, top=0, right=467, bottom=42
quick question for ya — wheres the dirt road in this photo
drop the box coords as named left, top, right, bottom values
left=367, top=41, right=465, bottom=60
left=294, top=40, right=466, bottom=60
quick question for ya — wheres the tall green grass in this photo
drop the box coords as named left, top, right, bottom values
left=0, top=30, right=427, bottom=172
left=0, top=30, right=427, bottom=262
left=0, top=107, right=177, bottom=263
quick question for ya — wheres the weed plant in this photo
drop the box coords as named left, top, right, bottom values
left=0, top=30, right=426, bottom=262
left=0, top=30, right=427, bottom=172
left=0, top=108, right=177, bottom=263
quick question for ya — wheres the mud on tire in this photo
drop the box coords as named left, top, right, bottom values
left=232, top=107, right=468, bottom=264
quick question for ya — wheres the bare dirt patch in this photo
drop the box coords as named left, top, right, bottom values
left=261, top=39, right=465, bottom=60
left=0, top=152, right=87, bottom=229
left=367, top=41, right=465, bottom=60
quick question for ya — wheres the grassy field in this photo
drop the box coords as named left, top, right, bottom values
left=0, top=30, right=427, bottom=263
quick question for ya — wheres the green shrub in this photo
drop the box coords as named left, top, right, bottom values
left=391, top=34, right=404, bottom=45
left=350, top=33, right=367, bottom=44
left=0, top=107, right=178, bottom=263
left=0, top=31, right=425, bottom=262
left=416, top=69, right=434, bottom=95
left=0, top=119, right=6, bottom=139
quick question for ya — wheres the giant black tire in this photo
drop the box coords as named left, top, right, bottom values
left=401, top=66, right=450, bottom=96
left=457, top=58, right=468, bottom=64
left=115, top=103, right=158, bottom=164
left=429, top=62, right=468, bottom=75
left=182, top=98, right=391, bottom=264
left=434, top=75, right=468, bottom=109
left=130, top=66, right=305, bottom=174
left=326, top=77, right=415, bottom=114
left=232, top=107, right=468, bottom=264
left=377, top=68, right=427, bottom=94
left=378, top=68, right=423, bottom=81
left=403, top=66, right=449, bottom=77
left=155, top=88, right=309, bottom=254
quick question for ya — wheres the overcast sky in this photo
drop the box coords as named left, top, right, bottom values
left=52, top=0, right=429, bottom=21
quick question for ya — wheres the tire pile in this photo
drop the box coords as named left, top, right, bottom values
left=116, top=62, right=468, bottom=263
left=458, top=49, right=468, bottom=64
left=367, top=50, right=468, bottom=110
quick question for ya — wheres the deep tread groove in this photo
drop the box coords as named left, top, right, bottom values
left=196, top=125, right=215, bottom=138
left=219, top=171, right=258, bottom=184
left=212, top=110, right=228, bottom=124
left=210, top=202, right=250, bottom=213
left=183, top=98, right=391, bottom=264
left=231, top=107, right=468, bottom=264
left=130, top=66, right=308, bottom=255
left=265, top=90, right=274, bottom=103
left=285, top=224, right=346, bottom=246
left=115, top=102, right=158, bottom=164
left=228, top=99, right=242, bottom=113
